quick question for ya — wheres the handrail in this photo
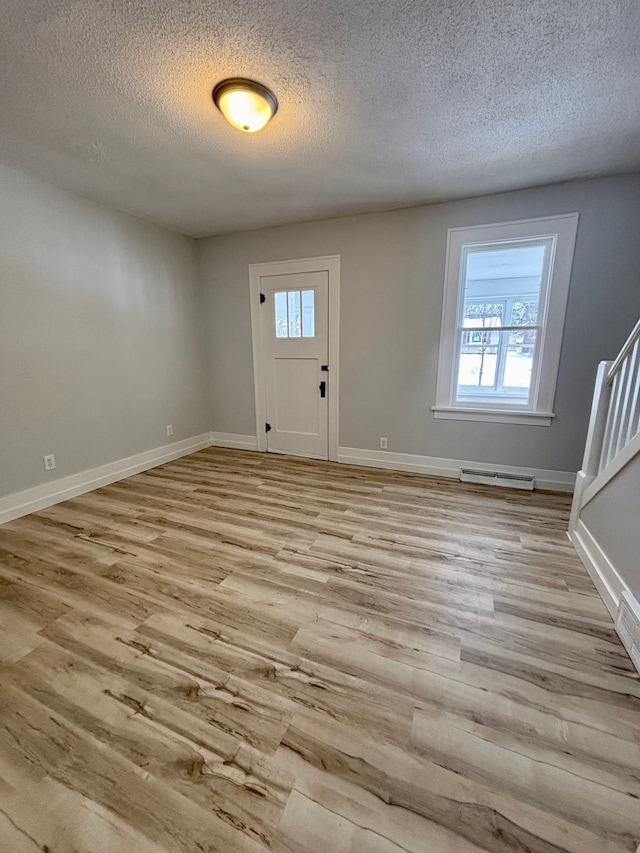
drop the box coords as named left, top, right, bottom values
left=608, top=317, right=640, bottom=383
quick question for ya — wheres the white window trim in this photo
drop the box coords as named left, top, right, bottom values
left=433, top=213, right=579, bottom=427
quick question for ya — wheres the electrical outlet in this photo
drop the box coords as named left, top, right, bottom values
left=43, top=454, right=56, bottom=471
left=166, top=424, right=173, bottom=437
left=379, top=437, right=388, bottom=449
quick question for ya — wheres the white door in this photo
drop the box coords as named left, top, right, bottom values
left=259, top=271, right=329, bottom=458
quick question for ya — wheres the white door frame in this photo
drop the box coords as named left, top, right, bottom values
left=249, top=255, right=340, bottom=460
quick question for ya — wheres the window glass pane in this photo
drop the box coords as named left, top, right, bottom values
left=301, top=290, right=315, bottom=337
left=510, top=300, right=538, bottom=326
left=274, top=291, right=288, bottom=338
left=456, top=242, right=545, bottom=404
left=458, top=329, right=500, bottom=388
left=287, top=291, right=301, bottom=338
left=463, top=244, right=545, bottom=322
left=456, top=328, right=538, bottom=402
left=504, top=329, right=537, bottom=391
left=463, top=302, right=504, bottom=330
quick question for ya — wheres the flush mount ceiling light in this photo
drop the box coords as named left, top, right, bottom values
left=212, top=78, right=278, bottom=133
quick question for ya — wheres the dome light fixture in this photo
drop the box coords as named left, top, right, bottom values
left=212, top=78, right=278, bottom=133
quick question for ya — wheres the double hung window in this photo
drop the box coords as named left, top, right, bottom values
left=433, top=214, right=579, bottom=425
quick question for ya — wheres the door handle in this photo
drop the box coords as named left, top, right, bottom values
left=319, top=380, right=326, bottom=398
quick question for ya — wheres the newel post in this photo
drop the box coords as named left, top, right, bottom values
left=569, top=360, right=613, bottom=533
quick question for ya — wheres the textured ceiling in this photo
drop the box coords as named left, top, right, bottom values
left=1, top=0, right=639, bottom=237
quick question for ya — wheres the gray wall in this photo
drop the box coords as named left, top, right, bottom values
left=0, top=165, right=208, bottom=498
left=3, top=165, right=639, bottom=501
left=581, top=454, right=640, bottom=601
left=198, top=173, right=640, bottom=473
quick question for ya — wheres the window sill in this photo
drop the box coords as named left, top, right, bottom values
left=432, top=406, right=554, bottom=426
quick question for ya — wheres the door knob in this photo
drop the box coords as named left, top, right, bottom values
left=319, top=380, right=326, bottom=398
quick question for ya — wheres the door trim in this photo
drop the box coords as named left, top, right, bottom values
left=249, top=255, right=340, bottom=461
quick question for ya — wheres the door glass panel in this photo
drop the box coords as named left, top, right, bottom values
left=275, top=292, right=288, bottom=338
left=301, top=290, right=315, bottom=337
left=273, top=289, right=316, bottom=339
left=287, top=290, right=301, bottom=338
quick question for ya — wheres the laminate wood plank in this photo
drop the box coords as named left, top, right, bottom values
left=273, top=748, right=488, bottom=853
left=272, top=544, right=503, bottom=615
left=0, top=769, right=167, bottom=853
left=0, top=682, right=267, bottom=852
left=279, top=540, right=574, bottom=594
left=38, top=500, right=163, bottom=541
left=460, top=630, right=640, bottom=697
left=291, top=617, right=461, bottom=683
left=219, top=568, right=492, bottom=637
left=0, top=446, right=638, bottom=852
left=40, top=609, right=296, bottom=754
left=281, top=710, right=632, bottom=853
left=136, top=611, right=416, bottom=748
left=411, top=705, right=640, bottom=798
left=4, top=643, right=293, bottom=849
left=0, top=552, right=168, bottom=624
left=0, top=603, right=47, bottom=665
left=322, top=609, right=461, bottom=661
left=275, top=785, right=484, bottom=853
left=492, top=596, right=617, bottom=640
left=0, top=573, right=70, bottom=627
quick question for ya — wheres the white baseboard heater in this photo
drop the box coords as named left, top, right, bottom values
left=460, top=468, right=535, bottom=491
left=616, top=590, right=640, bottom=674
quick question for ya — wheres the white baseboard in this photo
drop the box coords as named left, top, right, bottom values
left=210, top=432, right=259, bottom=451
left=337, top=446, right=575, bottom=493
left=205, top=440, right=574, bottom=491
left=0, top=432, right=213, bottom=526
left=568, top=518, right=625, bottom=619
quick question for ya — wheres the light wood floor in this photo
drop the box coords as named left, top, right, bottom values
left=0, top=448, right=639, bottom=853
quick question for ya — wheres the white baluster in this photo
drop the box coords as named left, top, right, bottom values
left=624, top=338, right=640, bottom=446
left=599, top=369, right=621, bottom=472
left=614, top=345, right=636, bottom=456
left=581, top=361, right=613, bottom=481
